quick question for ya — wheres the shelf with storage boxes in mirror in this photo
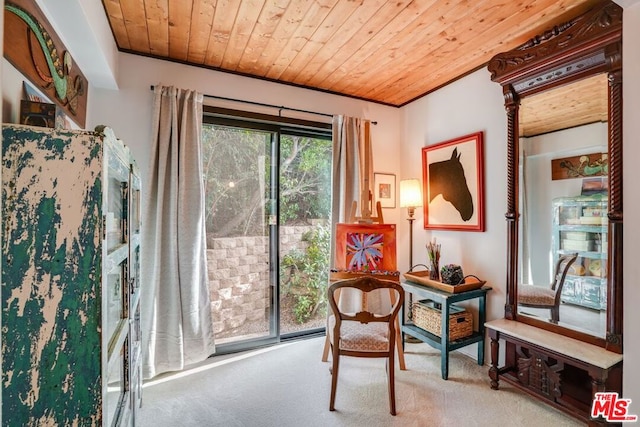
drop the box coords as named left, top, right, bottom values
left=553, top=195, right=607, bottom=310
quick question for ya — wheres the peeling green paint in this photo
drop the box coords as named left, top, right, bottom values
left=2, top=125, right=105, bottom=426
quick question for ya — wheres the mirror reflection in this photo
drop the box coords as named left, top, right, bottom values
left=517, top=73, right=609, bottom=338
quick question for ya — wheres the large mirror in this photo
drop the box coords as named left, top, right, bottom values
left=488, top=0, right=622, bottom=352
left=518, top=73, right=608, bottom=338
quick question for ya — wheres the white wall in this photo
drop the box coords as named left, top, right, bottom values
left=90, top=53, right=400, bottom=178
left=620, top=0, right=640, bottom=409
left=400, top=69, right=508, bottom=358
left=87, top=53, right=403, bottom=229
left=34, top=0, right=118, bottom=89
left=2, top=58, right=26, bottom=124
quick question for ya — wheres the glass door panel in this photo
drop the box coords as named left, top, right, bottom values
left=105, top=338, right=129, bottom=427
left=278, top=133, right=332, bottom=336
left=106, top=261, right=128, bottom=351
left=202, top=124, right=275, bottom=346
left=129, top=171, right=141, bottom=235
left=106, top=147, right=130, bottom=254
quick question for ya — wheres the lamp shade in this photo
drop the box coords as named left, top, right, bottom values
left=399, top=179, right=423, bottom=208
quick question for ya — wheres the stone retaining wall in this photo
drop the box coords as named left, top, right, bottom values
left=207, top=223, right=322, bottom=339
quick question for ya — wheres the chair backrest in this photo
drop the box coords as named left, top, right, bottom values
left=328, top=276, right=404, bottom=326
left=551, top=253, right=579, bottom=301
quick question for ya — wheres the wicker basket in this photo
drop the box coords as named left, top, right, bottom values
left=412, top=299, right=473, bottom=341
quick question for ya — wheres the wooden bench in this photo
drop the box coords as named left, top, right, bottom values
left=485, top=319, right=623, bottom=425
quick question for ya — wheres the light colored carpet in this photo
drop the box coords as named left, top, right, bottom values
left=138, top=337, right=583, bottom=427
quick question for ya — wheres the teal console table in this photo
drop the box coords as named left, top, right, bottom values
left=400, top=281, right=491, bottom=380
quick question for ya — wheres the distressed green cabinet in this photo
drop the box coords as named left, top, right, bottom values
left=2, top=124, right=142, bottom=426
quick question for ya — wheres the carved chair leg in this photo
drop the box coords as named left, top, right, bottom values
left=388, top=354, right=396, bottom=415
left=329, top=350, right=340, bottom=411
left=322, top=334, right=331, bottom=362
left=551, top=307, right=560, bottom=323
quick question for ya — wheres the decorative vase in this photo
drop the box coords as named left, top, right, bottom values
left=429, top=260, right=440, bottom=281
left=426, top=238, right=441, bottom=281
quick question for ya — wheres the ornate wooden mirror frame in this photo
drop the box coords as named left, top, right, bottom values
left=488, top=0, right=622, bottom=353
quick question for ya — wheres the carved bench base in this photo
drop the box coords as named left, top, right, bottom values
left=486, top=319, right=622, bottom=426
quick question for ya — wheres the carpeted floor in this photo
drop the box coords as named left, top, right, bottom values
left=138, top=337, right=584, bottom=427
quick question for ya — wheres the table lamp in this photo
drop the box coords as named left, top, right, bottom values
left=400, top=178, right=423, bottom=333
left=400, top=178, right=423, bottom=270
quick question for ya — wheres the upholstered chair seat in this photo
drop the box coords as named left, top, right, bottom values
left=328, top=316, right=390, bottom=352
left=518, top=285, right=556, bottom=306
left=518, top=253, right=578, bottom=323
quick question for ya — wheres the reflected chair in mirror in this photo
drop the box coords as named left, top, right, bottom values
left=518, top=253, right=578, bottom=323
left=327, top=276, right=404, bottom=415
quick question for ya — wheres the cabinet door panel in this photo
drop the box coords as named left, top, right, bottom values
left=581, top=281, right=602, bottom=308
left=106, top=339, right=130, bottom=426
left=106, top=261, right=128, bottom=349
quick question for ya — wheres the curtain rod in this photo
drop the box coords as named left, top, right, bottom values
left=149, top=85, right=377, bottom=125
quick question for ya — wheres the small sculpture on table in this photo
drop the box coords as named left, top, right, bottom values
left=440, top=264, right=464, bottom=285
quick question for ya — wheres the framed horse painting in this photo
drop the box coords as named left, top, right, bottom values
left=422, top=131, right=485, bottom=231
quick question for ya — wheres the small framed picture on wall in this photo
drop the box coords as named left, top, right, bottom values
left=374, top=173, right=396, bottom=208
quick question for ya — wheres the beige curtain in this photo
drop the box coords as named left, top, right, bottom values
left=330, top=115, right=376, bottom=313
left=331, top=115, right=373, bottom=265
left=141, top=85, right=215, bottom=379
left=330, top=115, right=373, bottom=227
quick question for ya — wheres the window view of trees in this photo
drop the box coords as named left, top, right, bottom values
left=279, top=132, right=332, bottom=226
left=202, top=125, right=332, bottom=235
left=202, top=125, right=271, bottom=237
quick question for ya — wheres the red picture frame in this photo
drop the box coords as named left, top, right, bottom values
left=422, top=131, right=485, bottom=231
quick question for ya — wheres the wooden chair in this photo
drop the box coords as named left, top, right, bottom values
left=321, top=273, right=406, bottom=370
left=327, top=276, right=404, bottom=415
left=518, top=253, right=578, bottom=323
left=322, top=198, right=405, bottom=369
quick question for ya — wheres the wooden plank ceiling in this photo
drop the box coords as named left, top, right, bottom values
left=102, top=0, right=600, bottom=107
left=520, top=74, right=609, bottom=138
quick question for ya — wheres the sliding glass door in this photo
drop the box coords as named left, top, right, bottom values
left=202, top=114, right=331, bottom=352
left=278, top=133, right=332, bottom=336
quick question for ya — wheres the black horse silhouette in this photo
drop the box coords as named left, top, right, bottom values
left=428, top=148, right=474, bottom=221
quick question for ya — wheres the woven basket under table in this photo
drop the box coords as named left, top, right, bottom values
left=411, top=299, right=473, bottom=341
